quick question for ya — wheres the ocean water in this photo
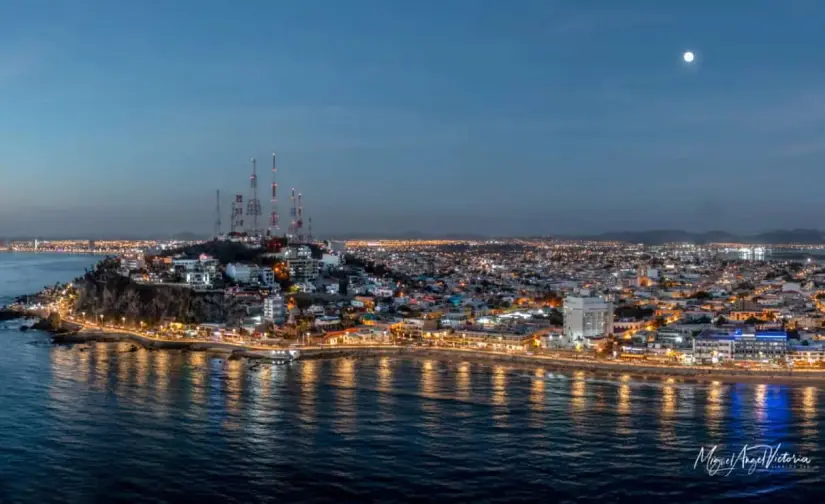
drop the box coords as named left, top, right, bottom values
left=1, top=253, right=824, bottom=503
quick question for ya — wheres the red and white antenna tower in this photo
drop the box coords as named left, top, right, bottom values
left=231, top=194, right=244, bottom=233
left=289, top=188, right=297, bottom=239
left=269, top=152, right=279, bottom=234
left=296, top=192, right=304, bottom=242
left=246, top=158, right=262, bottom=235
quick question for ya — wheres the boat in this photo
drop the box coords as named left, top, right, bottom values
left=268, top=349, right=300, bottom=364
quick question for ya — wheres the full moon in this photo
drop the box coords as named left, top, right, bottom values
left=683, top=51, right=695, bottom=63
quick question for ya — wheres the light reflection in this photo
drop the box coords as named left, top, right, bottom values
left=659, top=382, right=676, bottom=444
left=570, top=371, right=586, bottom=435
left=420, top=360, right=440, bottom=419
left=95, top=344, right=110, bottom=390
left=491, top=365, right=506, bottom=406
left=570, top=371, right=586, bottom=411
left=802, top=386, right=817, bottom=419
left=333, top=359, right=356, bottom=434
left=456, top=363, right=470, bottom=402
left=377, top=357, right=391, bottom=392
left=189, top=351, right=206, bottom=407
left=154, top=350, right=170, bottom=402
left=754, top=384, right=767, bottom=422
left=800, top=386, right=818, bottom=453
left=491, top=365, right=508, bottom=428
left=76, top=344, right=90, bottom=385
left=529, top=368, right=545, bottom=428
left=618, top=375, right=631, bottom=415
left=616, top=376, right=632, bottom=436
left=224, top=359, right=242, bottom=421
left=299, top=360, right=318, bottom=428
left=135, top=348, right=148, bottom=389
left=706, top=381, right=724, bottom=434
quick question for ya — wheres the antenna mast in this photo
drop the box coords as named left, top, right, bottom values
left=246, top=158, right=262, bottom=235
left=214, top=189, right=221, bottom=238
left=269, top=152, right=279, bottom=234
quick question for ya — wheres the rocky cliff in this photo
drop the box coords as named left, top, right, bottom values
left=74, top=271, right=247, bottom=325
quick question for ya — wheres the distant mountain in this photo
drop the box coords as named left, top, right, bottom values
left=750, top=229, right=825, bottom=245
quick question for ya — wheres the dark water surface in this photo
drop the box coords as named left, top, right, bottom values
left=1, top=254, right=824, bottom=503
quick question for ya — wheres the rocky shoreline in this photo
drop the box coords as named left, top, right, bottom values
left=47, top=328, right=825, bottom=385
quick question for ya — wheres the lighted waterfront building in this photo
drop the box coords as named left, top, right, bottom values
left=563, top=296, right=613, bottom=343
left=693, top=328, right=787, bottom=363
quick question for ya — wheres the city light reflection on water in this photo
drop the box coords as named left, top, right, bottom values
left=8, top=337, right=825, bottom=502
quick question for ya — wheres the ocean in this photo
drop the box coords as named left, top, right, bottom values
left=1, top=253, right=824, bottom=503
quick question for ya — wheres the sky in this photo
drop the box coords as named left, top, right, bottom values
left=2, top=0, right=825, bottom=238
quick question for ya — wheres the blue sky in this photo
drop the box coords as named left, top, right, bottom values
left=1, top=0, right=825, bottom=237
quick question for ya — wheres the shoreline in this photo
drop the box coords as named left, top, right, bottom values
left=52, top=328, right=825, bottom=385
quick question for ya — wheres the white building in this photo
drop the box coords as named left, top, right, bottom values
left=563, top=296, right=613, bottom=343
left=185, top=271, right=212, bottom=288
left=283, top=246, right=319, bottom=283
left=174, top=254, right=218, bottom=273
left=263, top=294, right=285, bottom=322
left=226, top=263, right=257, bottom=284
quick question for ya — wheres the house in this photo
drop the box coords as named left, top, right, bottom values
left=226, top=263, right=258, bottom=284
left=185, top=271, right=212, bottom=288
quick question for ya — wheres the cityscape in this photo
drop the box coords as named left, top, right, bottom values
left=3, top=1, right=825, bottom=502
left=7, top=232, right=825, bottom=374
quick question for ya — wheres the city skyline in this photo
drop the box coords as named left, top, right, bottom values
left=2, top=1, right=825, bottom=237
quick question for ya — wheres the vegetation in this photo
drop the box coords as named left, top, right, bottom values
left=690, top=291, right=711, bottom=300
left=614, top=305, right=654, bottom=320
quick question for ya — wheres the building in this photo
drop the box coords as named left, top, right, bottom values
left=185, top=271, right=212, bottom=288
left=284, top=246, right=319, bottom=283
left=226, top=263, right=257, bottom=284
left=259, top=268, right=276, bottom=287
left=263, top=294, right=285, bottom=323
left=440, top=312, right=468, bottom=329
left=563, top=296, right=613, bottom=343
left=693, top=328, right=787, bottom=363
left=788, top=342, right=825, bottom=364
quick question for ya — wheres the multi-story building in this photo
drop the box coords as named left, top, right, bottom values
left=259, top=268, right=276, bottom=287
left=693, top=328, right=787, bottom=363
left=185, top=271, right=212, bottom=288
left=440, top=312, right=468, bottom=329
left=788, top=342, right=825, bottom=364
left=563, top=296, right=613, bottom=343
left=283, top=246, right=319, bottom=283
left=263, top=294, right=285, bottom=323
left=226, top=263, right=257, bottom=284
